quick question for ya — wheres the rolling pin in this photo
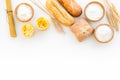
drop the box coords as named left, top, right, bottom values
left=6, top=0, right=17, bottom=37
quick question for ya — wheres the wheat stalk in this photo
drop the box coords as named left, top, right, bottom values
left=104, top=0, right=120, bottom=31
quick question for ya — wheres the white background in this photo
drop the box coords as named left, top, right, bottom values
left=0, top=0, right=120, bottom=80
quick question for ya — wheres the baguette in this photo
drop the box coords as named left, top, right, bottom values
left=46, top=0, right=74, bottom=26
left=58, top=0, right=82, bottom=17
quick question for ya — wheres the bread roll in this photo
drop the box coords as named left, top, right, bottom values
left=46, top=0, right=74, bottom=26
left=71, top=18, right=94, bottom=42
left=58, top=0, right=82, bottom=17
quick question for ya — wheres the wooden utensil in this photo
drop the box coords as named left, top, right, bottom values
left=6, top=0, right=17, bottom=37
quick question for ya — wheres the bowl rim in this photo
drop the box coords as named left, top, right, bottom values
left=14, top=3, right=34, bottom=22
left=94, top=24, right=114, bottom=43
left=84, top=1, right=105, bottom=22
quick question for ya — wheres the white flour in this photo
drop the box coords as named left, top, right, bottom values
left=85, top=3, right=104, bottom=21
left=95, top=25, right=113, bottom=42
left=17, top=4, right=32, bottom=21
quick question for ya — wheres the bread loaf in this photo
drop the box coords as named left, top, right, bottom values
left=71, top=18, right=94, bottom=41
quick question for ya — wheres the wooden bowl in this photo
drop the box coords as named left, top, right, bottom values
left=94, top=24, right=114, bottom=43
left=84, top=1, right=105, bottom=22
left=14, top=3, right=34, bottom=22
